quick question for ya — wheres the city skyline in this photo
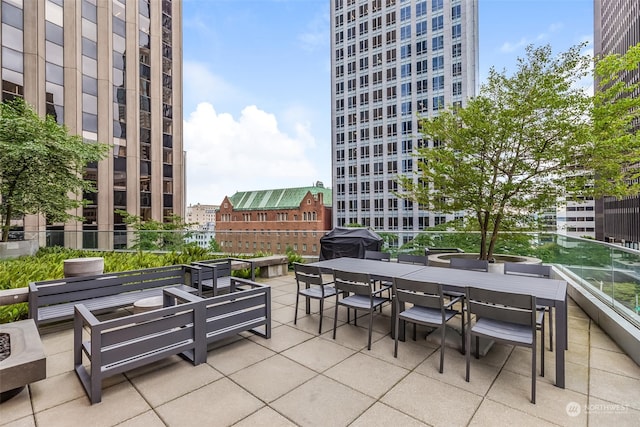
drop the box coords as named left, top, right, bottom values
left=182, top=0, right=593, bottom=206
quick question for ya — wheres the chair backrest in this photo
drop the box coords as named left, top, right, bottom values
left=393, top=277, right=444, bottom=311
left=466, top=287, right=536, bottom=327
left=364, top=250, right=391, bottom=261
left=449, top=257, right=489, bottom=272
left=503, top=262, right=551, bottom=278
left=293, top=263, right=324, bottom=288
left=193, top=259, right=231, bottom=280
left=397, top=253, right=429, bottom=266
left=333, top=269, right=373, bottom=296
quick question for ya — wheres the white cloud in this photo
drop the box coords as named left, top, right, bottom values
left=298, top=10, right=330, bottom=52
left=500, top=37, right=528, bottom=53
left=500, top=23, right=564, bottom=53
left=184, top=103, right=319, bottom=205
left=183, top=61, right=245, bottom=113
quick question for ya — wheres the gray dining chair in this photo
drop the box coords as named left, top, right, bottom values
left=332, top=269, right=388, bottom=350
left=364, top=250, right=392, bottom=305
left=294, top=263, right=337, bottom=334
left=393, top=277, right=464, bottom=372
left=446, top=257, right=489, bottom=309
left=449, top=257, right=489, bottom=272
left=465, top=287, right=544, bottom=404
left=397, top=253, right=429, bottom=266
left=364, top=250, right=391, bottom=261
left=504, top=262, right=554, bottom=351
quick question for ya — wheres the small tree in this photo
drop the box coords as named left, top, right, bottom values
left=0, top=98, right=109, bottom=242
left=397, top=43, right=640, bottom=260
left=118, top=210, right=192, bottom=251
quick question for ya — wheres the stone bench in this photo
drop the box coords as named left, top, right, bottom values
left=251, top=255, right=289, bottom=278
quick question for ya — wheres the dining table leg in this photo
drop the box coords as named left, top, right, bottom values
left=555, top=298, right=567, bottom=388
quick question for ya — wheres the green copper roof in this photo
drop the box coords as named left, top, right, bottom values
left=228, top=185, right=332, bottom=210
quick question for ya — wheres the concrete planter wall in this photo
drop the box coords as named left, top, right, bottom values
left=0, top=239, right=39, bottom=260
left=428, top=253, right=542, bottom=273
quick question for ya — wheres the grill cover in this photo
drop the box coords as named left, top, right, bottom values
left=319, top=227, right=383, bottom=260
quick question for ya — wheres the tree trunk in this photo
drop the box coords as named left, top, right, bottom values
left=2, top=204, right=12, bottom=242
left=478, top=211, right=490, bottom=260
left=486, top=213, right=503, bottom=261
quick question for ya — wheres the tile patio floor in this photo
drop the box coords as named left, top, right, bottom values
left=1, top=273, right=640, bottom=426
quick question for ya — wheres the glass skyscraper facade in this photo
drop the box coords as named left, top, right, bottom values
left=330, top=0, right=478, bottom=245
left=594, top=0, right=640, bottom=248
left=1, top=0, right=184, bottom=249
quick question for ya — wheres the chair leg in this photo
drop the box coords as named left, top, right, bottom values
left=439, top=323, right=445, bottom=373
left=413, top=323, right=417, bottom=341
left=354, top=309, right=358, bottom=326
left=367, top=309, right=374, bottom=350
left=540, top=316, right=545, bottom=378
left=394, top=313, right=400, bottom=358
left=318, top=298, right=324, bottom=334
left=532, top=340, right=537, bottom=404
left=548, top=308, right=554, bottom=352
left=333, top=302, right=339, bottom=340
left=294, top=293, right=300, bottom=325
left=465, top=330, right=471, bottom=382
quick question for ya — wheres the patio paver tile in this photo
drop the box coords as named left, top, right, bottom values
left=349, top=402, right=428, bottom=427
left=590, top=347, right=640, bottom=379
left=281, top=336, right=356, bottom=372
left=155, top=378, right=263, bottom=427
left=232, top=407, right=297, bottom=427
left=271, top=375, right=374, bottom=427
left=589, top=368, right=640, bottom=411
left=381, top=371, right=482, bottom=426
left=128, top=359, right=223, bottom=407
left=29, top=371, right=87, bottom=413
left=229, top=354, right=316, bottom=403
left=586, top=396, right=640, bottom=427
left=415, top=346, right=501, bottom=396
left=469, top=399, right=557, bottom=427
left=1, top=416, right=35, bottom=427
left=206, top=338, right=276, bottom=375
left=34, top=381, right=151, bottom=427
left=247, top=324, right=315, bottom=353
left=486, top=369, right=588, bottom=426
left=117, top=410, right=166, bottom=427
left=324, top=352, right=409, bottom=399
left=0, top=387, right=32, bottom=426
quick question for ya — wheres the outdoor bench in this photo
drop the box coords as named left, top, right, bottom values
left=73, top=278, right=271, bottom=404
left=73, top=288, right=203, bottom=404
left=165, top=277, right=271, bottom=348
left=251, top=255, right=289, bottom=278
left=29, top=264, right=199, bottom=328
left=191, top=257, right=255, bottom=296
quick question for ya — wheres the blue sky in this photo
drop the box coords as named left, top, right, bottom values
left=182, top=0, right=594, bottom=206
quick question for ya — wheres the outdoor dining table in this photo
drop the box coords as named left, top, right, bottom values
left=309, top=257, right=568, bottom=389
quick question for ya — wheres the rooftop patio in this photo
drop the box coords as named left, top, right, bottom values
left=1, top=273, right=639, bottom=427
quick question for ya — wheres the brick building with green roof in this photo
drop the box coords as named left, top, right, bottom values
left=216, top=182, right=332, bottom=256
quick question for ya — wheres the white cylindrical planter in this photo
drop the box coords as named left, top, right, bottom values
left=63, top=257, right=104, bottom=278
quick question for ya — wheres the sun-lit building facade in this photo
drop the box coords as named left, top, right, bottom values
left=330, top=0, right=478, bottom=245
left=0, top=0, right=184, bottom=249
left=594, top=0, right=640, bottom=248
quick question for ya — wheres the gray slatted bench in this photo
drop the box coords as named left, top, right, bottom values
left=191, top=258, right=255, bottom=296
left=166, top=277, right=271, bottom=345
left=29, top=264, right=199, bottom=328
left=73, top=288, right=204, bottom=404
left=74, top=279, right=271, bottom=404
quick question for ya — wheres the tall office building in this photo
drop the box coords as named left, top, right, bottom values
left=594, top=0, right=640, bottom=248
left=330, top=0, right=478, bottom=245
left=1, top=0, right=184, bottom=249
